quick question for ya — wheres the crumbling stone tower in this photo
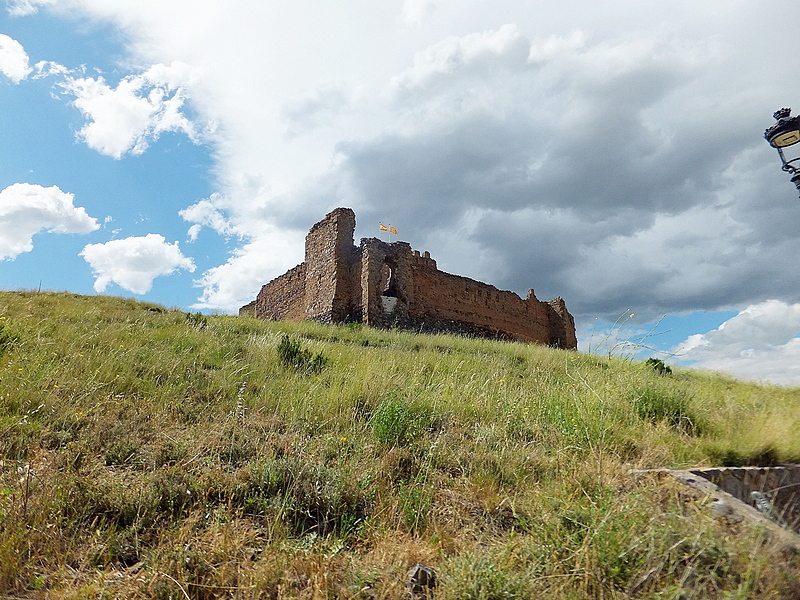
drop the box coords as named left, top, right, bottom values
left=240, top=208, right=577, bottom=348
left=303, top=207, right=359, bottom=323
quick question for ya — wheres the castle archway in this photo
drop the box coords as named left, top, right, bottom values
left=381, top=260, right=398, bottom=297
left=379, top=258, right=404, bottom=314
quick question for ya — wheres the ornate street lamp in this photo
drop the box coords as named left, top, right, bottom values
left=765, top=107, right=800, bottom=194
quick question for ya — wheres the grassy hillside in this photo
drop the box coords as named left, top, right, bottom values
left=1, top=291, right=799, bottom=599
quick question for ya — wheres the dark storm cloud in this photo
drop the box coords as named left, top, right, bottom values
left=275, top=27, right=800, bottom=322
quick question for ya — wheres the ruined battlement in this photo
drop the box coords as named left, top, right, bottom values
left=240, top=208, right=577, bottom=348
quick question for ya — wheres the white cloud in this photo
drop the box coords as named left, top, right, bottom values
left=179, top=194, right=239, bottom=240
left=0, top=183, right=99, bottom=259
left=60, top=61, right=202, bottom=159
left=401, top=0, right=436, bottom=27
left=32, top=60, right=69, bottom=79
left=191, top=228, right=304, bottom=311
left=5, top=0, right=56, bottom=16
left=672, top=300, right=800, bottom=386
left=528, top=30, right=587, bottom=64
left=80, top=234, right=195, bottom=294
left=577, top=315, right=654, bottom=358
left=391, top=23, right=530, bottom=91
left=281, top=84, right=349, bottom=139
left=0, top=34, right=32, bottom=83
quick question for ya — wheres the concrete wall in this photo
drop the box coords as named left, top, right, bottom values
left=689, top=466, right=800, bottom=533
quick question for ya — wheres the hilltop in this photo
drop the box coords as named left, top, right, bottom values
left=1, top=291, right=799, bottom=599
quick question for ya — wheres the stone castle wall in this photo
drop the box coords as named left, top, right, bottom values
left=252, top=263, right=307, bottom=321
left=241, top=207, right=577, bottom=348
left=409, top=264, right=574, bottom=347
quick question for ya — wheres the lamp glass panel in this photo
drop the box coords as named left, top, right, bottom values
left=779, top=137, right=800, bottom=170
left=772, top=130, right=800, bottom=148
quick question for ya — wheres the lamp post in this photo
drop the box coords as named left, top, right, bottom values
left=765, top=107, right=800, bottom=194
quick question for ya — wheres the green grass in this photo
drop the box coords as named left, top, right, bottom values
left=1, top=291, right=799, bottom=598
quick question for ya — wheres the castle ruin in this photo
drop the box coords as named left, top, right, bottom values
left=239, top=208, right=577, bottom=348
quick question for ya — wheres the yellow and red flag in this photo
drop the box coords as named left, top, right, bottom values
left=379, top=223, right=389, bottom=232
left=389, top=226, right=398, bottom=235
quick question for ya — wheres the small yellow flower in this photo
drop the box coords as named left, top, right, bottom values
left=340, top=437, right=347, bottom=442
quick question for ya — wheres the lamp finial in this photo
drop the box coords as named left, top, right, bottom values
left=774, top=107, right=791, bottom=120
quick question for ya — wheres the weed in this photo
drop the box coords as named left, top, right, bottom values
left=398, top=475, right=434, bottom=533
left=440, top=551, right=530, bottom=600
left=104, top=439, right=141, bottom=466
left=587, top=311, right=670, bottom=359
left=631, top=386, right=701, bottom=435
left=0, top=321, right=19, bottom=356
left=708, top=445, right=781, bottom=467
left=370, top=397, right=434, bottom=447
left=185, top=311, right=207, bottom=329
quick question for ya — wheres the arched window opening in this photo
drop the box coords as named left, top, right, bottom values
left=381, top=261, right=398, bottom=298
left=379, top=259, right=402, bottom=314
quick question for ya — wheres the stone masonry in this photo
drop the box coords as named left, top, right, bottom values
left=239, top=208, right=577, bottom=348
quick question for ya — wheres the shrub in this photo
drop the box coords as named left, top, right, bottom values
left=277, top=335, right=327, bottom=373
left=645, top=357, right=672, bottom=375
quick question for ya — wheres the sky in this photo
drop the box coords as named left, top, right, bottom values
left=2, top=0, right=800, bottom=385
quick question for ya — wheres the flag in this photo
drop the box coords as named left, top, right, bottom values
left=389, top=226, right=398, bottom=235
left=379, top=224, right=389, bottom=232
